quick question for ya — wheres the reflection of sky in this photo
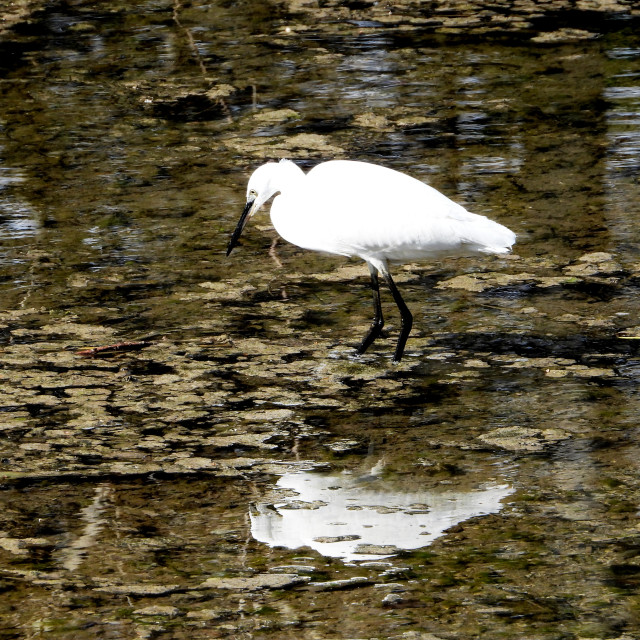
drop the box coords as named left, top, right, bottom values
left=56, top=484, right=110, bottom=572
left=604, top=84, right=640, bottom=175
left=604, top=47, right=640, bottom=246
left=0, top=153, right=38, bottom=245
left=251, top=471, right=513, bottom=562
left=604, top=47, right=640, bottom=176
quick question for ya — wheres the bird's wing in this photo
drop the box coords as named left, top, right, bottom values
left=279, top=161, right=514, bottom=260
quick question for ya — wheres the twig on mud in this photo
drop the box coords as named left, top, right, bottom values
left=172, top=0, right=232, bottom=122
left=172, top=0, right=208, bottom=79
left=76, top=341, right=153, bottom=358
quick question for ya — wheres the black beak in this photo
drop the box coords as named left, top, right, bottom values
left=227, top=199, right=254, bottom=257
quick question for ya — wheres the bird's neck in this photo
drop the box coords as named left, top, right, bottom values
left=277, top=159, right=305, bottom=190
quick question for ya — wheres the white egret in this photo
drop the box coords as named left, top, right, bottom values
left=227, top=159, right=516, bottom=363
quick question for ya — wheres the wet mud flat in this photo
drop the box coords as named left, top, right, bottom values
left=1, top=0, right=640, bottom=638
left=1, top=256, right=640, bottom=639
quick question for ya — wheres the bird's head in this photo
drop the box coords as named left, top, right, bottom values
left=226, top=160, right=300, bottom=256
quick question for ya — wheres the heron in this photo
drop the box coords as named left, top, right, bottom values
left=227, top=159, right=516, bottom=363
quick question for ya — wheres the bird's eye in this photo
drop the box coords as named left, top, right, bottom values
left=249, top=189, right=258, bottom=199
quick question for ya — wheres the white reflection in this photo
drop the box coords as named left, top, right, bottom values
left=0, top=198, right=38, bottom=240
left=251, top=471, right=513, bottom=562
left=603, top=48, right=640, bottom=247
left=0, top=160, right=38, bottom=242
left=57, top=484, right=111, bottom=572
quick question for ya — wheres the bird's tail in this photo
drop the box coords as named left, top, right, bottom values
left=461, top=216, right=516, bottom=255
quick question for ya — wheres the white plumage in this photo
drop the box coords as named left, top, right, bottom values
left=227, top=159, right=516, bottom=362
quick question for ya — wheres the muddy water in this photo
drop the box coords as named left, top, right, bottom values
left=1, top=1, right=640, bottom=638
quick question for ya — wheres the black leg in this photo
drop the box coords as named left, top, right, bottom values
left=381, top=267, right=413, bottom=363
left=357, top=263, right=384, bottom=355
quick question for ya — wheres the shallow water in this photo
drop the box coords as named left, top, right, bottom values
left=1, top=1, right=640, bottom=638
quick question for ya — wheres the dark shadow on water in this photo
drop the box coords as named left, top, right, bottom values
left=432, top=331, right=639, bottom=362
